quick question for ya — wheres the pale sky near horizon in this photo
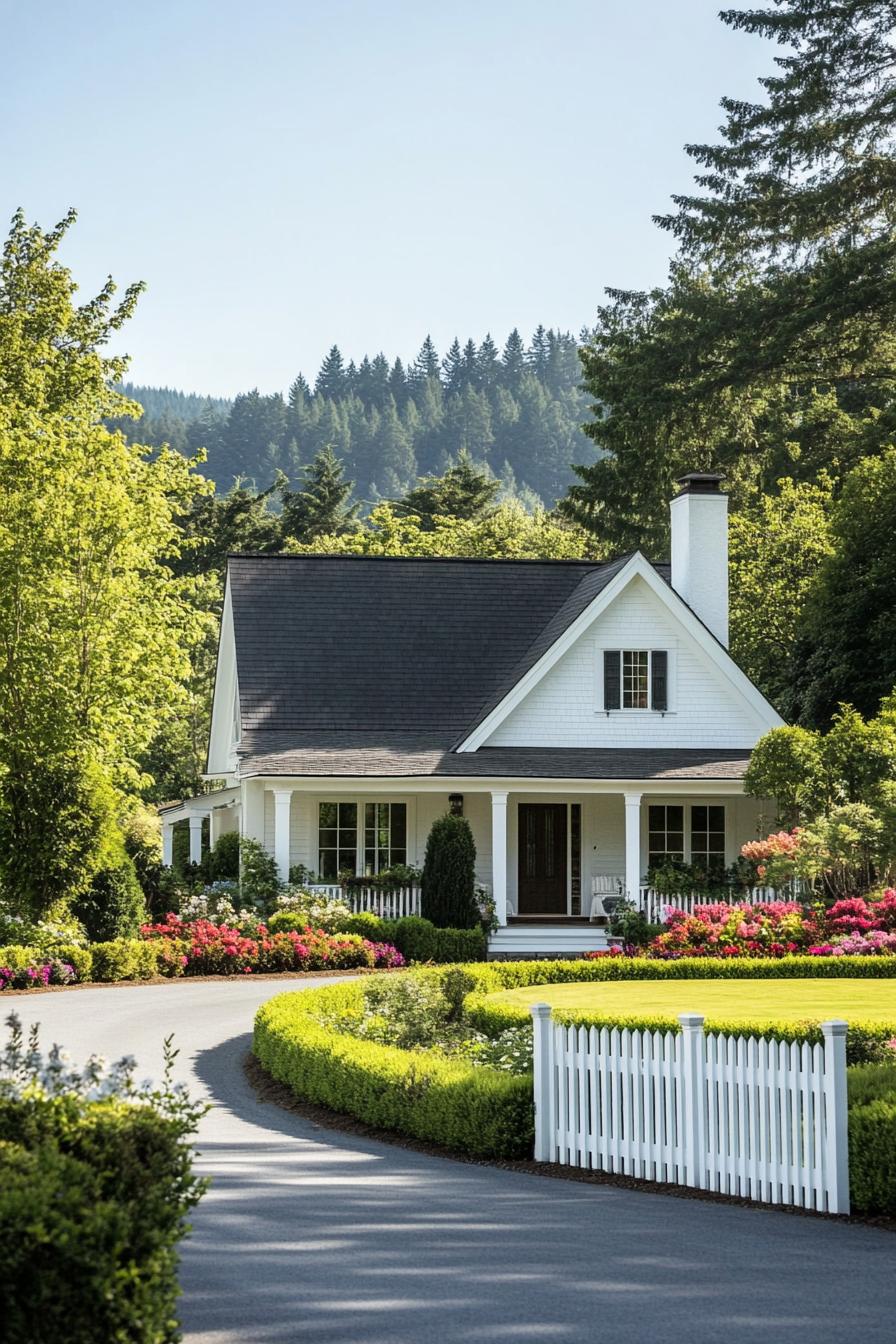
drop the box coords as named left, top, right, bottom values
left=2, top=1, right=770, bottom=398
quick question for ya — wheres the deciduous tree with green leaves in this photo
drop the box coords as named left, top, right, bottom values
left=0, top=209, right=209, bottom=911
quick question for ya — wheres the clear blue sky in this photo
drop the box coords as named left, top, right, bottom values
left=2, top=1, right=769, bottom=397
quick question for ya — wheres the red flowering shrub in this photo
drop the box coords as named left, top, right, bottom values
left=140, top=915, right=403, bottom=975
left=647, top=901, right=819, bottom=959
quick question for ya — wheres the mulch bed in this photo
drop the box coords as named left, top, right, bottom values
left=244, top=1052, right=896, bottom=1232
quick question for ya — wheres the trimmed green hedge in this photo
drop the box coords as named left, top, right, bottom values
left=0, top=1094, right=204, bottom=1340
left=253, top=982, right=532, bottom=1158
left=89, top=940, right=162, bottom=983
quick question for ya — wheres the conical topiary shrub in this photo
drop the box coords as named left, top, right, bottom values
left=420, top=813, right=478, bottom=929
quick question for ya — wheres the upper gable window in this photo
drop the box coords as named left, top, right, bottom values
left=603, top=649, right=668, bottom=712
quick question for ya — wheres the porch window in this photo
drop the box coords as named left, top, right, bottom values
left=648, top=804, right=684, bottom=867
left=318, top=802, right=358, bottom=881
left=691, top=805, right=726, bottom=877
left=364, top=802, right=407, bottom=875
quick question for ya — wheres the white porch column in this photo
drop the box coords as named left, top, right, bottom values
left=624, top=791, right=642, bottom=904
left=273, top=788, right=293, bottom=883
left=209, top=808, right=223, bottom=849
left=161, top=821, right=174, bottom=868
left=491, top=790, right=509, bottom=927
left=188, top=813, right=204, bottom=866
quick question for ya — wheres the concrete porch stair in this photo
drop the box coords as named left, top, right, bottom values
left=488, top=921, right=612, bottom=959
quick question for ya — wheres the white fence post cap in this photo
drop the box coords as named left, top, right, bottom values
left=678, top=1013, right=705, bottom=1029
left=530, top=1002, right=553, bottom=1020
left=821, top=1019, right=849, bottom=1037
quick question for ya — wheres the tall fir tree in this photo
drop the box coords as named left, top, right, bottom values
left=314, top=345, right=348, bottom=401
left=280, top=444, right=358, bottom=542
left=395, top=449, right=500, bottom=528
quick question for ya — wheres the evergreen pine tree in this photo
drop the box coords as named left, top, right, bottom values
left=314, top=345, right=347, bottom=400
left=501, top=328, right=526, bottom=386
left=280, top=445, right=358, bottom=542
left=477, top=333, right=500, bottom=390
left=441, top=338, right=464, bottom=393
left=388, top=356, right=408, bottom=407
left=461, top=338, right=480, bottom=388
left=410, top=334, right=440, bottom=387
left=395, top=449, right=500, bottom=528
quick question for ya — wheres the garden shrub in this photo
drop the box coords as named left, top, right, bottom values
left=239, top=836, right=281, bottom=908
left=0, top=1017, right=206, bottom=1341
left=848, top=1099, right=896, bottom=1215
left=205, top=829, right=240, bottom=882
left=254, top=983, right=533, bottom=1158
left=421, top=814, right=478, bottom=929
left=74, top=856, right=147, bottom=942
left=90, top=939, right=161, bottom=982
left=337, top=911, right=391, bottom=941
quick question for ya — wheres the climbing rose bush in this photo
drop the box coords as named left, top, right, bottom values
left=140, top=915, right=404, bottom=974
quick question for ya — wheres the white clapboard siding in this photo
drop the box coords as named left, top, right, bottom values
left=639, top=884, right=806, bottom=925
left=531, top=1007, right=849, bottom=1213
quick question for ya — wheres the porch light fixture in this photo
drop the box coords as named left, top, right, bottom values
left=448, top=793, right=464, bottom=816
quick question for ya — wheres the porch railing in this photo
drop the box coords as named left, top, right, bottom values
left=307, top=883, right=422, bottom=920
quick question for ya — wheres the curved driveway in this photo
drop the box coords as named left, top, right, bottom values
left=11, top=980, right=896, bottom=1343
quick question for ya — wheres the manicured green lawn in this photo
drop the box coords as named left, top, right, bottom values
left=490, top=978, right=896, bottom=1025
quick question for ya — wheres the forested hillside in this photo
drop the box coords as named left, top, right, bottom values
left=114, top=326, right=592, bottom=507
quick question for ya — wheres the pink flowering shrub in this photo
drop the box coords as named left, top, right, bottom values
left=642, top=888, right=896, bottom=959
left=0, top=960, right=77, bottom=990
left=647, top=900, right=817, bottom=959
left=740, top=829, right=803, bottom=883
left=140, top=914, right=403, bottom=975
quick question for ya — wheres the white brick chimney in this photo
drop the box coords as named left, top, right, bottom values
left=670, top=472, right=729, bottom=646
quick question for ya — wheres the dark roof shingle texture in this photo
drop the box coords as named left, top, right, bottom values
left=227, top=554, right=747, bottom=782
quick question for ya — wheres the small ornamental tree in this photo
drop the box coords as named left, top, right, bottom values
left=421, top=814, right=478, bottom=929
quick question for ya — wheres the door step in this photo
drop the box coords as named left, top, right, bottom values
left=488, top=923, right=613, bottom=960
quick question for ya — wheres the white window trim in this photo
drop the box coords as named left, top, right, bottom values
left=316, top=796, right=414, bottom=879
left=643, top=799, right=729, bottom=871
left=595, top=643, right=678, bottom=715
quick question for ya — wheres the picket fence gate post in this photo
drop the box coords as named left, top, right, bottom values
left=531, top=1003, right=554, bottom=1162
left=678, top=1013, right=706, bottom=1190
left=821, top=1020, right=850, bottom=1215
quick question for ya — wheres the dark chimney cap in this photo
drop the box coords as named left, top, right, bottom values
left=674, top=472, right=725, bottom=497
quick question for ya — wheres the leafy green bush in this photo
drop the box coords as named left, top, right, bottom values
left=205, top=830, right=240, bottom=882
left=0, top=944, right=41, bottom=971
left=337, top=911, right=391, bottom=941
left=0, top=1016, right=206, bottom=1342
left=385, top=915, right=485, bottom=963
left=254, top=983, right=532, bottom=1158
left=74, top=857, right=146, bottom=942
left=848, top=1099, right=896, bottom=1214
left=90, top=939, right=161, bottom=982
left=52, top=942, right=92, bottom=981
left=239, top=836, right=282, bottom=908
left=421, top=814, right=478, bottom=928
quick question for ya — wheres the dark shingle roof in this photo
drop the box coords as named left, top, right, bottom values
left=229, top=554, right=646, bottom=738
left=226, top=554, right=740, bottom=782
left=235, top=732, right=751, bottom=781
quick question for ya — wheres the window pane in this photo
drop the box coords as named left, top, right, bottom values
left=708, top=807, right=725, bottom=831
left=319, top=828, right=337, bottom=848
left=339, top=803, right=357, bottom=827
left=365, top=802, right=375, bottom=827
left=692, top=806, right=707, bottom=830
left=319, top=802, right=337, bottom=828
left=667, top=806, right=684, bottom=830
left=391, top=848, right=406, bottom=866
left=648, top=806, right=665, bottom=830
left=709, top=831, right=726, bottom=851
left=338, top=849, right=357, bottom=873
left=319, top=851, right=337, bottom=880
left=391, top=805, right=407, bottom=846
left=364, top=849, right=375, bottom=875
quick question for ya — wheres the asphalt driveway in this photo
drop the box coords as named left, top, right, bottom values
left=11, top=979, right=896, bottom=1343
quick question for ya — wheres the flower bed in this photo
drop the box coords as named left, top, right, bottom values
left=141, top=914, right=405, bottom=975
left=641, top=891, right=896, bottom=959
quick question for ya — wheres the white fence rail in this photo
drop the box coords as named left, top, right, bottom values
left=638, top=885, right=806, bottom=925
left=306, top=883, right=421, bottom=919
left=531, top=1007, right=849, bottom=1213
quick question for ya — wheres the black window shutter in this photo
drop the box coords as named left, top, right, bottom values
left=651, top=650, right=668, bottom=711
left=603, top=650, right=621, bottom=710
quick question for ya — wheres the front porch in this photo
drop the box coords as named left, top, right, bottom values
left=161, top=779, right=766, bottom=953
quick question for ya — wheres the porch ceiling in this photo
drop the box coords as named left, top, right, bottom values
left=236, top=732, right=751, bottom=781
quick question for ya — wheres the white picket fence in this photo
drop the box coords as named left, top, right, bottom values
left=306, top=883, right=421, bottom=918
left=638, top=884, right=805, bottom=925
left=531, top=1006, right=850, bottom=1213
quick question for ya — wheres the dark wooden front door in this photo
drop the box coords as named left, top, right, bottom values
left=518, top=803, right=567, bottom=914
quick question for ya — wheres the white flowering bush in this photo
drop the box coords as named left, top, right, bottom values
left=179, top=881, right=261, bottom=931
left=0, top=899, right=88, bottom=952
left=454, top=1025, right=534, bottom=1076
left=271, top=886, right=353, bottom=931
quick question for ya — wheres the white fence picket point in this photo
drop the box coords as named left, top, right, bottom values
left=821, top=1021, right=850, bottom=1214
